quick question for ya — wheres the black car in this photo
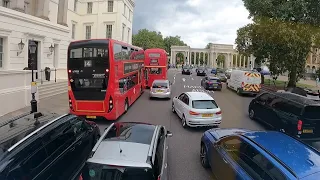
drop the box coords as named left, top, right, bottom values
left=0, top=112, right=100, bottom=180
left=283, top=87, right=320, bottom=101
left=196, top=67, right=206, bottom=76
left=182, top=67, right=192, bottom=75
left=248, top=91, right=320, bottom=141
left=201, top=76, right=222, bottom=90
left=217, top=73, right=227, bottom=82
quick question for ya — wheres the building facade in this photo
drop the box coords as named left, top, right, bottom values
left=0, top=0, right=135, bottom=116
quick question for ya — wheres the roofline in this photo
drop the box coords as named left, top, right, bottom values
left=8, top=113, right=70, bottom=152
left=240, top=134, right=298, bottom=178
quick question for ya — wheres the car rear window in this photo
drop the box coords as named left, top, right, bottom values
left=192, top=100, right=218, bottom=109
left=82, top=163, right=154, bottom=180
left=152, top=82, right=168, bottom=88
left=303, top=106, right=320, bottom=119
left=209, top=79, right=220, bottom=83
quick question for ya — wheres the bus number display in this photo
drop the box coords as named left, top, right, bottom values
left=124, top=62, right=143, bottom=74
left=150, top=59, right=159, bottom=65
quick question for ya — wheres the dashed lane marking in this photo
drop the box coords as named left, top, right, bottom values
left=184, top=85, right=202, bottom=88
left=191, top=89, right=214, bottom=94
left=182, top=78, right=186, bottom=82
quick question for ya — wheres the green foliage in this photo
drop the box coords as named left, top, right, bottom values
left=205, top=43, right=213, bottom=49
left=236, top=0, right=320, bottom=87
left=132, top=29, right=187, bottom=56
left=217, top=54, right=225, bottom=66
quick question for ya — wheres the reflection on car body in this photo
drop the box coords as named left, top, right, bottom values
left=0, top=113, right=100, bottom=180
left=201, top=128, right=320, bottom=180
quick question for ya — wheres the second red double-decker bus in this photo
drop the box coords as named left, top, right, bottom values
left=144, top=48, right=168, bottom=88
left=67, top=39, right=145, bottom=120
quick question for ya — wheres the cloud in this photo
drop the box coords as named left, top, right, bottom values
left=133, top=0, right=252, bottom=48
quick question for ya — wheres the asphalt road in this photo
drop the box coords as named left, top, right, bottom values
left=94, top=69, right=266, bottom=180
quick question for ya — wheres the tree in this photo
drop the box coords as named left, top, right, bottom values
left=163, top=36, right=186, bottom=55
left=205, top=43, right=213, bottom=49
left=236, top=0, right=320, bottom=87
left=132, top=29, right=165, bottom=49
left=217, top=54, right=225, bottom=67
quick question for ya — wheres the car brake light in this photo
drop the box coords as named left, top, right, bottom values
left=297, top=120, right=303, bottom=131
left=69, top=96, right=73, bottom=110
left=157, top=176, right=161, bottom=180
left=189, top=111, right=200, bottom=115
left=68, top=69, right=71, bottom=73
left=216, top=111, right=222, bottom=115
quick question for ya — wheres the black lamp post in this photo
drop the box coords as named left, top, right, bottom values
left=29, top=41, right=37, bottom=113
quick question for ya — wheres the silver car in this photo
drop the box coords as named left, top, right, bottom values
left=149, top=80, right=172, bottom=99
left=80, top=122, right=173, bottom=180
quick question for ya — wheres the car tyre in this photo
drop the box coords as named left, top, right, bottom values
left=172, top=103, right=176, bottom=113
left=248, top=108, right=255, bottom=120
left=182, top=115, right=187, bottom=128
left=200, top=143, right=210, bottom=168
left=237, top=88, right=242, bottom=95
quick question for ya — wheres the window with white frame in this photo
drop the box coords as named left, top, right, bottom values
left=0, top=38, right=3, bottom=68
left=72, top=24, right=76, bottom=39
left=106, top=24, right=112, bottom=38
left=85, top=26, right=91, bottom=39
left=74, top=0, right=78, bottom=11
left=87, top=2, right=92, bottom=14
left=122, top=24, right=125, bottom=41
left=2, top=0, right=10, bottom=7
left=127, top=28, right=130, bottom=42
left=107, top=0, right=113, bottom=12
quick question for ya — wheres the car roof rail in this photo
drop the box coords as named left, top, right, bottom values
left=90, top=123, right=115, bottom=157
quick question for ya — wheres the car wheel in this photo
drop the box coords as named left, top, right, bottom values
left=200, top=143, right=210, bottom=168
left=124, top=99, right=129, bottom=113
left=182, top=115, right=187, bottom=128
left=237, top=88, right=241, bottom=95
left=249, top=108, right=255, bottom=120
left=172, top=103, right=176, bottom=113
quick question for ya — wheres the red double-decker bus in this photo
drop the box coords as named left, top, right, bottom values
left=67, top=39, right=145, bottom=120
left=144, top=48, right=168, bottom=88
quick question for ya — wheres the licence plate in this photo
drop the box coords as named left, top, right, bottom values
left=303, top=129, right=313, bottom=133
left=202, top=114, right=213, bottom=117
left=86, top=116, right=96, bottom=119
left=156, top=90, right=163, bottom=93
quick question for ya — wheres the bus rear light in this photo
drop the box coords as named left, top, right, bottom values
left=69, top=96, right=73, bottom=110
left=68, top=70, right=71, bottom=73
left=105, top=69, right=109, bottom=73
left=108, top=96, right=113, bottom=112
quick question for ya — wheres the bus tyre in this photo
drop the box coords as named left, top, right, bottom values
left=124, top=99, right=129, bottom=113
left=140, top=86, right=143, bottom=95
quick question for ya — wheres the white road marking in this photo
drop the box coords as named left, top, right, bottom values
left=183, top=85, right=202, bottom=88
left=191, top=78, right=194, bottom=80
left=191, top=89, right=214, bottom=94
left=182, top=78, right=186, bottom=82
left=173, top=76, right=175, bottom=79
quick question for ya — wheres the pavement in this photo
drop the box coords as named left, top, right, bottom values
left=2, top=68, right=320, bottom=180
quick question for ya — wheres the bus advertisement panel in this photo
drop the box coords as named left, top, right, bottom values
left=144, top=48, right=168, bottom=88
left=67, top=39, right=145, bottom=120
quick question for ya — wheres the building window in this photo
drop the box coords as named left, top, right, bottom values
left=2, top=0, right=10, bottom=7
left=127, top=28, right=130, bottom=42
left=74, top=0, right=78, bottom=11
left=87, top=2, right=92, bottom=14
left=85, top=26, right=91, bottom=39
left=123, top=3, right=126, bottom=16
left=106, top=24, right=112, bottom=38
left=0, top=38, right=3, bottom=68
left=122, top=24, right=125, bottom=41
left=128, top=10, right=131, bottom=22
left=107, top=1, right=113, bottom=12
left=72, top=24, right=76, bottom=39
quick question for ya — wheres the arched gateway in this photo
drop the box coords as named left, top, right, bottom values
left=170, top=43, right=256, bottom=69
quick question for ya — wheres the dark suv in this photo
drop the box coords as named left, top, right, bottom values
left=196, top=67, right=206, bottom=76
left=0, top=112, right=100, bottom=180
left=248, top=92, right=320, bottom=141
left=182, top=67, right=192, bottom=75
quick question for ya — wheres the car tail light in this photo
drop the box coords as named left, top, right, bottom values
left=189, top=111, right=200, bottom=115
left=79, top=174, right=83, bottom=180
left=297, top=120, right=303, bottom=131
left=108, top=96, right=113, bottom=112
left=241, top=82, right=244, bottom=87
left=157, top=176, right=161, bottom=180
left=216, top=111, right=222, bottom=115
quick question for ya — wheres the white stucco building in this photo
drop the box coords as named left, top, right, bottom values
left=0, top=0, right=135, bottom=117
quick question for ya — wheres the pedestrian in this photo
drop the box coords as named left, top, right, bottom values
left=316, top=77, right=319, bottom=87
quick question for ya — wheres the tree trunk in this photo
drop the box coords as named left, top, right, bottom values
left=261, top=75, right=265, bottom=84
left=287, top=70, right=297, bottom=88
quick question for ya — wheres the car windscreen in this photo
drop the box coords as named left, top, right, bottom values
left=209, top=79, right=220, bottom=83
left=303, top=106, right=320, bottom=119
left=152, top=82, right=168, bottom=88
left=82, top=163, right=154, bottom=180
left=192, top=100, right=218, bottom=109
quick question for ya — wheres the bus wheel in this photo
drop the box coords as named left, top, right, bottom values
left=140, top=86, right=143, bottom=94
left=124, top=99, right=129, bottom=113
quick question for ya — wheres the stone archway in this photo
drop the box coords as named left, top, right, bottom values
left=312, top=66, right=316, bottom=73
left=306, top=65, right=310, bottom=73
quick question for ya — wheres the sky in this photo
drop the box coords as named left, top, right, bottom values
left=132, top=0, right=252, bottom=48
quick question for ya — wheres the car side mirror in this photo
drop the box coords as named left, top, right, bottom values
left=166, top=130, right=173, bottom=137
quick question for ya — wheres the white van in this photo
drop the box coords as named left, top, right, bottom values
left=226, top=70, right=261, bottom=95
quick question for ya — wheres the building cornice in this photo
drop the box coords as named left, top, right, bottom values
left=0, top=7, right=69, bottom=33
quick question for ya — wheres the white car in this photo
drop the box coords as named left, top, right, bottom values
left=171, top=92, right=222, bottom=128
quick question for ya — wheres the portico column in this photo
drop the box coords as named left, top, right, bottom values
left=170, top=50, right=173, bottom=64
left=57, top=0, right=68, bottom=26
left=10, top=0, right=24, bottom=12
left=36, top=0, right=50, bottom=20
left=235, top=54, right=238, bottom=67
left=193, top=52, right=196, bottom=65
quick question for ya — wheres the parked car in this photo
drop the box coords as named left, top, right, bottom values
left=182, top=67, right=192, bottom=75
left=200, top=128, right=320, bottom=180
left=196, top=67, right=206, bottom=76
left=217, top=73, right=227, bottom=82
left=150, top=79, right=172, bottom=99
left=248, top=91, right=320, bottom=141
left=0, top=112, right=100, bottom=180
left=211, top=68, right=217, bottom=74
left=80, top=122, right=173, bottom=180
left=201, top=76, right=222, bottom=90
left=172, top=92, right=222, bottom=128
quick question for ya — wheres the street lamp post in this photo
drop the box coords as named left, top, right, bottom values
left=29, top=41, right=38, bottom=113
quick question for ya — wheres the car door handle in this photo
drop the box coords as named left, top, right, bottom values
left=69, top=147, right=75, bottom=152
left=222, top=158, right=228, bottom=164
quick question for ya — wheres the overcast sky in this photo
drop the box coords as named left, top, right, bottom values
left=133, top=0, right=252, bottom=48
